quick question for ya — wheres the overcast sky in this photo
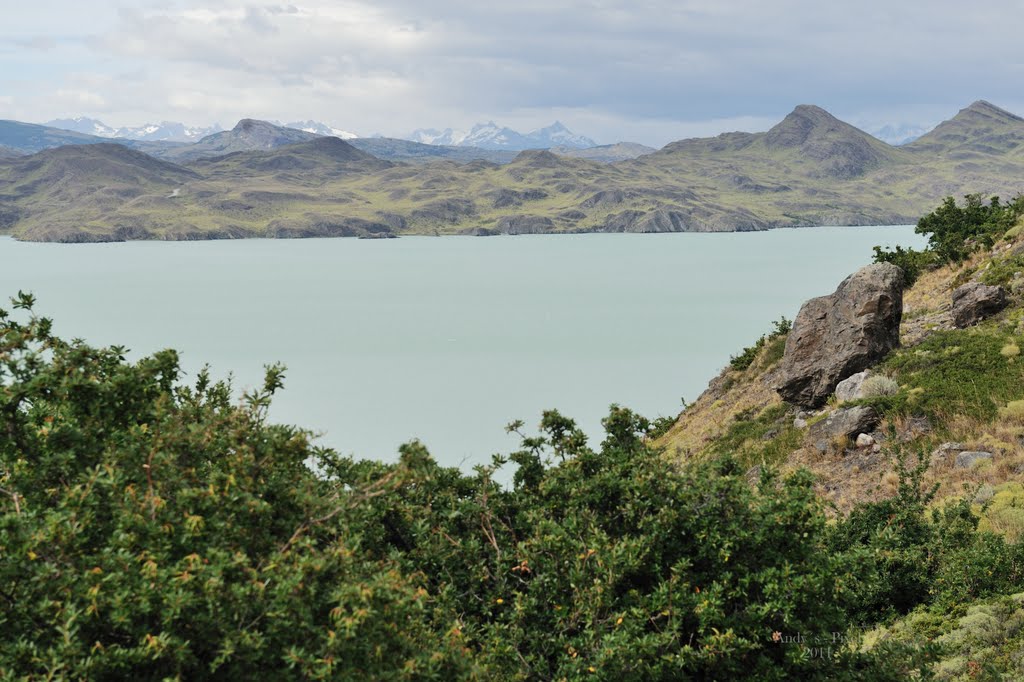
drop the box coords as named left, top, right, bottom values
left=3, top=0, right=1023, bottom=147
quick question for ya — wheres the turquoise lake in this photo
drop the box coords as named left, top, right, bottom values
left=0, top=227, right=926, bottom=469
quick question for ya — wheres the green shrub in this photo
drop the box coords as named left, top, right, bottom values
left=828, top=443, right=1024, bottom=632
left=0, top=293, right=470, bottom=680
left=729, top=316, right=792, bottom=371
left=871, top=245, right=936, bottom=288
left=0, top=296, right=932, bottom=679
left=916, top=194, right=1024, bottom=264
left=872, top=194, right=1024, bottom=287
left=981, top=253, right=1024, bottom=288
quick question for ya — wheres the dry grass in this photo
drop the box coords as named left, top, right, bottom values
left=655, top=340, right=787, bottom=460
left=656, top=231, right=1024, bottom=528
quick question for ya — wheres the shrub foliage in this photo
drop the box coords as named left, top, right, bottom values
left=872, top=193, right=1024, bottom=286
left=0, top=295, right=948, bottom=678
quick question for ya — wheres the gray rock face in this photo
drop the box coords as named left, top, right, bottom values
left=494, top=215, right=555, bottom=234
left=952, top=282, right=1008, bottom=328
left=955, top=451, right=993, bottom=469
left=807, top=406, right=880, bottom=442
left=835, top=370, right=872, bottom=402
left=776, top=263, right=903, bottom=408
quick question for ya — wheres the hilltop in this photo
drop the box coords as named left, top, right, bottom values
left=906, top=100, right=1024, bottom=157
left=1, top=101, right=1023, bottom=241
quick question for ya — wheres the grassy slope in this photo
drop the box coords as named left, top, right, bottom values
left=2, top=102, right=1024, bottom=241
left=655, top=222, right=1024, bottom=515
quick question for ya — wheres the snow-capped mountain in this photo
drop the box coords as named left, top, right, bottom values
left=284, top=121, right=358, bottom=139
left=44, top=117, right=222, bottom=142
left=867, top=122, right=934, bottom=146
left=525, top=122, right=597, bottom=149
left=45, top=117, right=118, bottom=137
left=407, top=121, right=596, bottom=150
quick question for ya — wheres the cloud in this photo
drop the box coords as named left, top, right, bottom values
left=4, top=1, right=1024, bottom=146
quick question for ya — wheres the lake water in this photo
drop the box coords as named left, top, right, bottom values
left=0, top=227, right=925, bottom=469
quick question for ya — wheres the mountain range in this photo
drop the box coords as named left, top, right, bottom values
left=45, top=117, right=222, bottom=143
left=408, top=121, right=597, bottom=150
left=1, top=100, right=1022, bottom=242
left=10, top=118, right=619, bottom=164
left=39, top=117, right=600, bottom=152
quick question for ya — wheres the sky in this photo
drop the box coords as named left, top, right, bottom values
left=2, top=0, right=1023, bottom=147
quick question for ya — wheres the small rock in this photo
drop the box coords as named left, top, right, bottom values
left=856, top=433, right=875, bottom=448
left=952, top=282, right=1008, bottom=328
left=930, top=442, right=966, bottom=466
left=835, top=370, right=872, bottom=402
left=872, top=443, right=882, bottom=453
left=954, top=451, right=993, bottom=469
left=793, top=418, right=808, bottom=429
left=906, top=416, right=932, bottom=435
left=808, top=406, right=881, bottom=442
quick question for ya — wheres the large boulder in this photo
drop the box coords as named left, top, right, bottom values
left=776, top=263, right=903, bottom=408
left=951, top=282, right=1007, bottom=328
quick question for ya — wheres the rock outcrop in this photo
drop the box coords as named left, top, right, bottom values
left=807, top=405, right=880, bottom=443
left=776, top=263, right=903, bottom=408
left=952, top=282, right=1007, bottom=328
left=955, top=451, right=993, bottom=469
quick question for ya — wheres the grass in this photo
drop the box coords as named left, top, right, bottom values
left=705, top=402, right=801, bottom=469
left=873, top=322, right=1024, bottom=422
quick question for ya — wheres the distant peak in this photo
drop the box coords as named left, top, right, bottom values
left=765, top=105, right=847, bottom=148
left=788, top=104, right=839, bottom=121
left=959, top=100, right=1023, bottom=122
left=510, top=149, right=562, bottom=166
left=233, top=118, right=276, bottom=132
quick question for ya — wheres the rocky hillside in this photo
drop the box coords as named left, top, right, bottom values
left=655, top=211, right=1024, bottom=519
left=651, top=201, right=1024, bottom=677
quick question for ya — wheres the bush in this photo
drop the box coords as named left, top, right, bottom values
left=729, top=316, right=792, bottom=371
left=873, top=194, right=1024, bottom=287
left=828, top=443, right=1024, bottom=629
left=0, top=294, right=474, bottom=680
left=871, top=245, right=936, bottom=288
left=0, top=296, right=933, bottom=679
left=860, top=375, right=900, bottom=398
left=916, top=194, right=1024, bottom=264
